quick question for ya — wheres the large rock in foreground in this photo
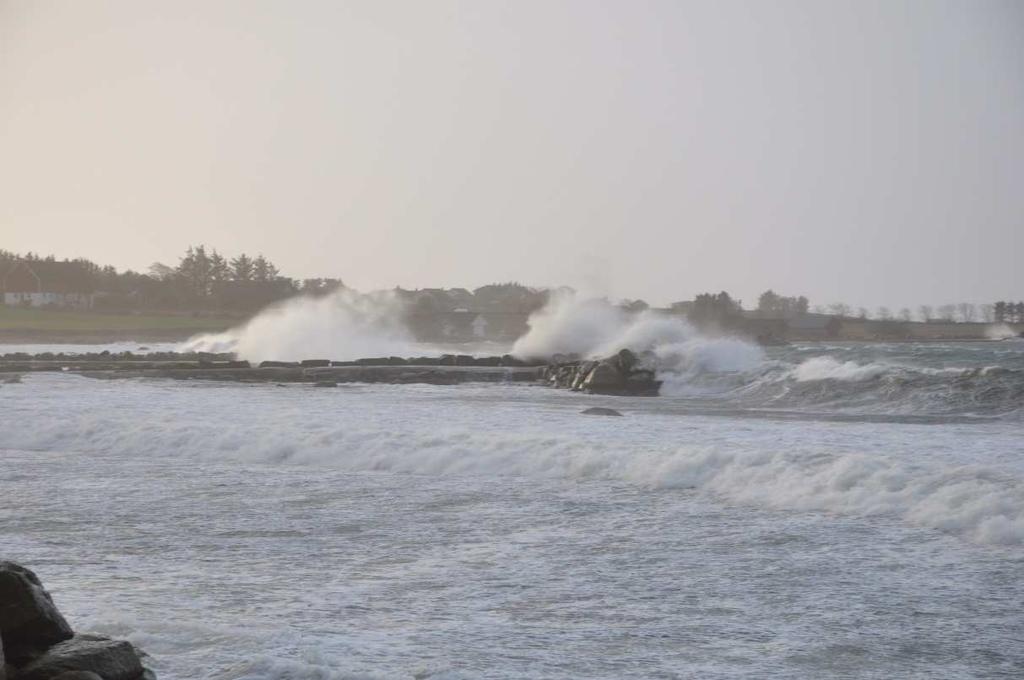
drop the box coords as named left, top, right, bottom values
left=0, top=563, right=73, bottom=665
left=14, top=636, right=143, bottom=680
left=0, top=562, right=154, bottom=680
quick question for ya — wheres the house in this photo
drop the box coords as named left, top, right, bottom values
left=2, top=260, right=96, bottom=309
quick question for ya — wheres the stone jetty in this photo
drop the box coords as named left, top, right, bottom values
left=0, top=349, right=662, bottom=394
left=0, top=561, right=155, bottom=680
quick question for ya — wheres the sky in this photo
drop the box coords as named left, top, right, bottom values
left=1, top=0, right=1021, bottom=309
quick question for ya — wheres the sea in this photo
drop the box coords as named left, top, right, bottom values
left=1, top=339, right=1022, bottom=679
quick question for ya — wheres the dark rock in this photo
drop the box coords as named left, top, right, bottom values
left=259, top=361, right=299, bottom=368
left=198, top=360, right=249, bottom=369
left=474, top=356, right=501, bottom=366
left=438, top=354, right=456, bottom=366
left=581, top=407, right=623, bottom=416
left=454, top=355, right=476, bottom=366
left=541, top=349, right=661, bottom=396
left=52, top=671, right=104, bottom=680
left=582, top=361, right=622, bottom=391
left=0, top=562, right=73, bottom=665
left=613, top=348, right=638, bottom=373
left=300, top=359, right=330, bottom=367
left=15, top=634, right=143, bottom=680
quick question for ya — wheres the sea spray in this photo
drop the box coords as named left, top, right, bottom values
left=183, top=289, right=418, bottom=362
left=511, top=292, right=765, bottom=386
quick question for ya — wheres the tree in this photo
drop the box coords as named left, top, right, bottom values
left=857, top=307, right=869, bottom=319
left=756, top=290, right=809, bottom=317
left=176, top=245, right=214, bottom=298
left=252, top=255, right=279, bottom=283
left=918, top=305, right=933, bottom=322
left=209, top=250, right=229, bottom=284
left=690, top=291, right=742, bottom=325
left=758, top=290, right=780, bottom=313
left=828, top=303, right=851, bottom=317
left=148, top=262, right=175, bottom=280
left=899, top=308, right=912, bottom=322
left=994, top=301, right=1007, bottom=323
left=876, top=306, right=892, bottom=320
left=231, top=254, right=254, bottom=282
left=956, top=303, right=976, bottom=323
left=937, top=304, right=956, bottom=322
left=980, top=304, right=995, bottom=323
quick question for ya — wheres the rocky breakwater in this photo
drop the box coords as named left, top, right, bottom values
left=0, top=562, right=154, bottom=680
left=541, top=349, right=661, bottom=396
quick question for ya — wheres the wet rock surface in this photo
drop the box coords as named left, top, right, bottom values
left=541, top=349, right=661, bottom=396
left=0, top=563, right=153, bottom=680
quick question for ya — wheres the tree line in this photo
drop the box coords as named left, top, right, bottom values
left=2, top=248, right=1018, bottom=324
left=0, top=247, right=332, bottom=312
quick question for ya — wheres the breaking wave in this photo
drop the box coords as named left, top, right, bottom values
left=511, top=292, right=765, bottom=375
left=4, top=389, right=1021, bottom=547
left=183, top=289, right=418, bottom=362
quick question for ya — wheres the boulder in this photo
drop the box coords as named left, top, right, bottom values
left=0, top=562, right=73, bottom=664
left=52, top=672, right=104, bottom=680
left=581, top=407, right=623, bottom=416
left=613, top=348, right=638, bottom=373
left=582, top=361, right=623, bottom=391
left=14, top=635, right=143, bottom=680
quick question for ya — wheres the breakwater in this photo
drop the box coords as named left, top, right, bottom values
left=0, top=349, right=665, bottom=395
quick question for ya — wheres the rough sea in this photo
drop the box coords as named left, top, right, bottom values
left=2, top=341, right=1022, bottom=679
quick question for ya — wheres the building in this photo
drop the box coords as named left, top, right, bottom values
left=2, top=260, right=96, bottom=309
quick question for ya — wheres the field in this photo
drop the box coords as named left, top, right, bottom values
left=0, top=305, right=239, bottom=341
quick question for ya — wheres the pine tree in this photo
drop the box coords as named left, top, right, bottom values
left=231, top=254, right=254, bottom=281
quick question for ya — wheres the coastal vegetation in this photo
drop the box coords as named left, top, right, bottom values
left=0, top=248, right=1020, bottom=343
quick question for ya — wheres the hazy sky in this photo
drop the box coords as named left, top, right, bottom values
left=1, top=0, right=1021, bottom=308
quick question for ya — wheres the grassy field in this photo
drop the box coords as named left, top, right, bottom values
left=0, top=306, right=238, bottom=332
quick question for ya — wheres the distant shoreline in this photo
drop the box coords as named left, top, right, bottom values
left=0, top=328, right=214, bottom=343
left=0, top=328, right=1013, bottom=347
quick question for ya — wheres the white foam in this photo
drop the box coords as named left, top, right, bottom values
left=511, top=293, right=765, bottom=386
left=183, top=289, right=418, bottom=362
left=986, top=323, right=1020, bottom=341
left=5, top=381, right=1020, bottom=547
left=791, top=356, right=890, bottom=382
